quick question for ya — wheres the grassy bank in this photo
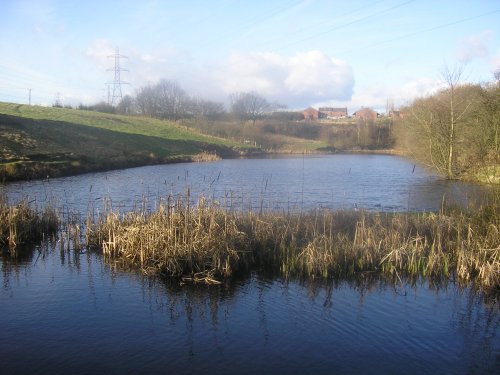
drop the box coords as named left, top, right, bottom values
left=0, top=197, right=58, bottom=251
left=85, top=196, right=499, bottom=289
left=0, top=102, right=251, bottom=181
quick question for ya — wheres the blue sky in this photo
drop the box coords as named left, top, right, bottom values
left=0, top=0, right=499, bottom=112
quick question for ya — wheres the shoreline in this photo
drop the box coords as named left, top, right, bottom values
left=2, top=148, right=498, bottom=186
left=0, top=148, right=382, bottom=183
left=1, top=143, right=496, bottom=186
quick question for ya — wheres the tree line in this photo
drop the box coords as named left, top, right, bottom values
left=79, top=79, right=289, bottom=122
left=74, top=69, right=499, bottom=182
left=395, top=67, right=499, bottom=181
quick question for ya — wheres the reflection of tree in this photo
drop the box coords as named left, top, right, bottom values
left=2, top=244, right=38, bottom=291
left=140, top=276, right=247, bottom=359
left=147, top=273, right=415, bottom=355
left=148, top=272, right=499, bottom=372
left=407, top=180, right=492, bottom=212
left=456, top=288, right=500, bottom=373
left=297, top=274, right=405, bottom=307
left=256, top=277, right=271, bottom=345
left=2, top=247, right=498, bottom=372
left=154, top=277, right=243, bottom=324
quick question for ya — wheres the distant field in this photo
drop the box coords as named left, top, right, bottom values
left=0, top=102, right=248, bottom=181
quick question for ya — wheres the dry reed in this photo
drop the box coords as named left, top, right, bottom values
left=0, top=196, right=58, bottom=252
left=85, top=195, right=499, bottom=289
left=190, top=151, right=221, bottom=163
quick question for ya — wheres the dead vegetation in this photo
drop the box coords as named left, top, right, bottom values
left=2, top=189, right=497, bottom=290
left=0, top=196, right=58, bottom=252
left=85, top=195, right=499, bottom=289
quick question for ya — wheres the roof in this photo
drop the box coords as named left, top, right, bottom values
left=353, top=108, right=377, bottom=114
left=303, top=107, right=319, bottom=113
left=318, top=107, right=347, bottom=112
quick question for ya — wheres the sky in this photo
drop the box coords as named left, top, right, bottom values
left=0, top=0, right=499, bottom=112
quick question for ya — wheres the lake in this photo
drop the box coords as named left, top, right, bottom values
left=1, top=154, right=498, bottom=374
left=1, top=154, right=493, bottom=213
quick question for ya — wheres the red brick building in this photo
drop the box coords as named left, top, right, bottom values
left=303, top=107, right=320, bottom=120
left=353, top=108, right=378, bottom=121
left=303, top=106, right=348, bottom=120
left=318, top=107, right=348, bottom=119
left=389, top=109, right=404, bottom=119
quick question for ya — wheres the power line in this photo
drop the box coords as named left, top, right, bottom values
left=107, top=47, right=129, bottom=106
left=0, top=86, right=33, bottom=104
left=0, top=86, right=29, bottom=90
left=274, top=0, right=416, bottom=51
left=0, top=63, right=67, bottom=88
left=0, top=93, right=28, bottom=101
left=196, top=0, right=303, bottom=49
left=0, top=72, right=63, bottom=103
left=339, top=8, right=500, bottom=55
left=257, top=0, right=387, bottom=50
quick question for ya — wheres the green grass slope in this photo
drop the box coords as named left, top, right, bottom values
left=0, top=102, right=249, bottom=181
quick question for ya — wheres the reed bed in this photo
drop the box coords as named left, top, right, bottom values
left=85, top=195, right=499, bottom=289
left=190, top=151, right=222, bottom=163
left=0, top=196, right=58, bottom=251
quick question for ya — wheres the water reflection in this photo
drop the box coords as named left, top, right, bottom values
left=143, top=275, right=499, bottom=374
left=1, top=246, right=498, bottom=374
left=1, top=154, right=499, bottom=374
left=2, top=155, right=495, bottom=214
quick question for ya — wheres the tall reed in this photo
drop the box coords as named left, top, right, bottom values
left=85, top=195, right=499, bottom=289
left=86, top=196, right=251, bottom=278
left=0, top=196, right=58, bottom=251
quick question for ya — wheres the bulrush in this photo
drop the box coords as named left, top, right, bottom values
left=85, top=194, right=499, bottom=289
left=0, top=196, right=58, bottom=252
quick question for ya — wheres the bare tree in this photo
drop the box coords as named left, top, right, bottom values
left=135, top=80, right=189, bottom=120
left=229, top=91, right=270, bottom=125
left=494, top=68, right=500, bottom=86
left=476, top=79, right=500, bottom=168
left=398, top=67, right=485, bottom=179
left=155, top=79, right=189, bottom=120
left=92, top=101, right=116, bottom=114
left=269, top=101, right=288, bottom=112
left=440, top=65, right=470, bottom=179
left=117, top=95, right=136, bottom=115
left=135, top=85, right=159, bottom=117
left=189, top=96, right=225, bottom=120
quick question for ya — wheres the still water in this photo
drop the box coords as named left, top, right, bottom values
left=2, top=154, right=492, bottom=213
left=1, top=155, right=498, bottom=374
left=1, top=249, right=498, bottom=374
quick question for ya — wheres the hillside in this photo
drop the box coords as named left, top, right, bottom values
left=0, top=102, right=252, bottom=181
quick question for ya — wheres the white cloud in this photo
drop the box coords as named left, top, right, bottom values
left=140, top=54, right=154, bottom=62
left=216, top=52, right=288, bottom=95
left=399, top=78, right=442, bottom=101
left=83, top=44, right=354, bottom=108
left=314, top=86, right=388, bottom=114
left=214, top=50, right=354, bottom=107
left=85, top=39, right=190, bottom=93
left=85, top=39, right=115, bottom=66
left=456, top=31, right=492, bottom=62
left=315, top=77, right=443, bottom=114
left=286, top=51, right=353, bottom=98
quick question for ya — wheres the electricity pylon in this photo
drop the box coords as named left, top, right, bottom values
left=107, top=47, right=129, bottom=106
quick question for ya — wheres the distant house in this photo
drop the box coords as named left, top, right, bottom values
left=353, top=108, right=378, bottom=121
left=388, top=109, right=403, bottom=119
left=318, top=107, right=348, bottom=119
left=303, top=106, right=348, bottom=120
left=303, top=107, right=320, bottom=120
